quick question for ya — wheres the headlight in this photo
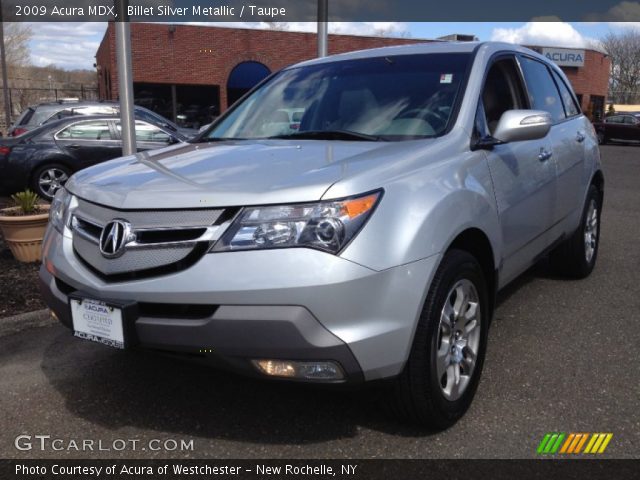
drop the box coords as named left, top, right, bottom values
left=212, top=190, right=382, bottom=254
left=49, top=188, right=72, bottom=233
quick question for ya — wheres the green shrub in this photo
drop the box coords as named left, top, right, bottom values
left=10, top=190, right=41, bottom=215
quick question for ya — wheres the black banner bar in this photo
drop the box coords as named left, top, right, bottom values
left=3, top=0, right=640, bottom=22
left=2, top=459, right=640, bottom=480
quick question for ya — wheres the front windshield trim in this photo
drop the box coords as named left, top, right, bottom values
left=196, top=48, right=480, bottom=144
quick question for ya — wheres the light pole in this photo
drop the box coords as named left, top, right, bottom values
left=317, top=0, right=328, bottom=57
left=0, top=13, right=12, bottom=129
left=114, top=0, right=136, bottom=156
left=48, top=75, right=53, bottom=98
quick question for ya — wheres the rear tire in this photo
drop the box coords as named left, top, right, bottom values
left=387, top=249, right=489, bottom=429
left=31, top=164, right=71, bottom=201
left=550, top=185, right=602, bottom=278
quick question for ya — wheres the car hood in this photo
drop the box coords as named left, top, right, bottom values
left=66, top=139, right=428, bottom=209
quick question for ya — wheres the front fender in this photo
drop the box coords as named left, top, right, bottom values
left=335, top=148, right=501, bottom=273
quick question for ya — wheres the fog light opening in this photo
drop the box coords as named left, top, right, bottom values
left=252, top=359, right=345, bottom=381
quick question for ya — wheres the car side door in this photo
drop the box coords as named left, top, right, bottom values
left=543, top=65, right=588, bottom=227
left=54, top=119, right=123, bottom=170
left=621, top=115, right=640, bottom=140
left=478, top=55, right=556, bottom=285
left=604, top=115, right=623, bottom=140
left=114, top=120, right=178, bottom=152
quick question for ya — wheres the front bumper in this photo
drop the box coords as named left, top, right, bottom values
left=40, top=226, right=440, bottom=382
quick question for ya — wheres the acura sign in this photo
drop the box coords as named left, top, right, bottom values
left=542, top=48, right=585, bottom=67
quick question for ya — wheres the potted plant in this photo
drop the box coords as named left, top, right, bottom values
left=0, top=190, right=50, bottom=262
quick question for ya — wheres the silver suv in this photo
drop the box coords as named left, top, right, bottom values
left=40, top=42, right=603, bottom=428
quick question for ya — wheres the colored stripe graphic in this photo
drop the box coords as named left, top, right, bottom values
left=538, top=433, right=612, bottom=455
left=574, top=433, right=589, bottom=454
left=584, top=433, right=614, bottom=454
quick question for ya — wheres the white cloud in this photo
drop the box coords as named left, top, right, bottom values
left=607, top=21, right=640, bottom=29
left=491, top=22, right=596, bottom=48
left=287, top=22, right=410, bottom=36
left=27, top=21, right=409, bottom=71
left=28, top=22, right=107, bottom=70
left=181, top=21, right=410, bottom=36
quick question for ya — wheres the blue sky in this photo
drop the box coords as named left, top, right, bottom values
left=27, top=22, right=638, bottom=70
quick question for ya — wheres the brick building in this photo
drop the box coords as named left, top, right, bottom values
left=95, top=24, right=610, bottom=127
left=95, top=23, right=428, bottom=128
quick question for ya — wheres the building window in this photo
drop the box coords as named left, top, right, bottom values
left=133, top=83, right=220, bottom=129
left=227, top=61, right=271, bottom=107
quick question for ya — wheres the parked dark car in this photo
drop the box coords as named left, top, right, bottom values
left=594, top=113, right=640, bottom=144
left=0, top=115, right=185, bottom=200
left=7, top=100, right=198, bottom=138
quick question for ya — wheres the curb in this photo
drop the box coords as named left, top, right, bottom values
left=0, top=308, right=55, bottom=337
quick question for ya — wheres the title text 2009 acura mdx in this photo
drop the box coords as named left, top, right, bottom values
left=40, top=42, right=603, bottom=428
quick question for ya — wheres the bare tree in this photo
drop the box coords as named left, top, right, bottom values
left=3, top=23, right=32, bottom=67
left=1, top=23, right=32, bottom=126
left=600, top=29, right=640, bottom=104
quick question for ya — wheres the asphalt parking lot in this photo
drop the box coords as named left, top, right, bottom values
left=1, top=145, right=639, bottom=459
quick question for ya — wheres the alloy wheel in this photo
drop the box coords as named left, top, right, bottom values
left=584, top=199, right=598, bottom=263
left=436, top=279, right=481, bottom=401
left=38, top=168, right=68, bottom=198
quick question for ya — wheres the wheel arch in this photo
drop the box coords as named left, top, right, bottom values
left=446, top=227, right=498, bottom=319
left=29, top=158, right=74, bottom=198
left=591, top=169, right=605, bottom=200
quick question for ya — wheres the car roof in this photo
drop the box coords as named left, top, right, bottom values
left=288, top=41, right=543, bottom=69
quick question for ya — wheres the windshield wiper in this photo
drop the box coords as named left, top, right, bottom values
left=268, top=130, right=384, bottom=142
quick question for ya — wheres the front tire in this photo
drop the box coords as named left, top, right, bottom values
left=388, top=249, right=489, bottom=429
left=550, top=184, right=602, bottom=278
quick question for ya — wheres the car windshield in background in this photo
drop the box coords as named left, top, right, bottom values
left=204, top=53, right=471, bottom=142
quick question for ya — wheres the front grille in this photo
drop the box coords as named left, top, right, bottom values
left=74, top=234, right=194, bottom=275
left=70, top=198, right=236, bottom=281
left=75, top=198, right=226, bottom=228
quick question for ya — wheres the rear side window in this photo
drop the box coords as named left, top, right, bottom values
left=551, top=70, right=580, bottom=117
left=56, top=120, right=112, bottom=140
left=16, top=108, right=35, bottom=126
left=519, top=56, right=565, bottom=123
left=606, top=116, right=622, bottom=123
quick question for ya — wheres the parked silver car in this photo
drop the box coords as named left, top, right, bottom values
left=40, top=42, right=603, bottom=428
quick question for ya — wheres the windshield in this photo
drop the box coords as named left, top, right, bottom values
left=136, top=107, right=179, bottom=131
left=203, top=53, right=471, bottom=142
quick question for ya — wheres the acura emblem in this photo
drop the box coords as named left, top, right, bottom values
left=99, top=220, right=133, bottom=258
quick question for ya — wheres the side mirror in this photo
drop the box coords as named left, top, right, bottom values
left=493, top=110, right=552, bottom=143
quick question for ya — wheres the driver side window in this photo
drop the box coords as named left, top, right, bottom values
left=481, top=58, right=527, bottom=135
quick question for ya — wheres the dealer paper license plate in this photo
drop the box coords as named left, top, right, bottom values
left=71, top=298, right=125, bottom=349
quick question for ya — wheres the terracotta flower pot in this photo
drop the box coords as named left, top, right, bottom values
left=0, top=205, right=51, bottom=263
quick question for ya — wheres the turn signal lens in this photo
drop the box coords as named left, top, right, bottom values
left=343, top=193, right=379, bottom=219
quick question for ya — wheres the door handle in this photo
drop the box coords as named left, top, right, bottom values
left=67, top=144, right=81, bottom=149
left=576, top=131, right=585, bottom=143
left=538, top=148, right=553, bottom=162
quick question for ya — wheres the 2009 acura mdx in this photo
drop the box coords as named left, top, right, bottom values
left=39, top=42, right=603, bottom=428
